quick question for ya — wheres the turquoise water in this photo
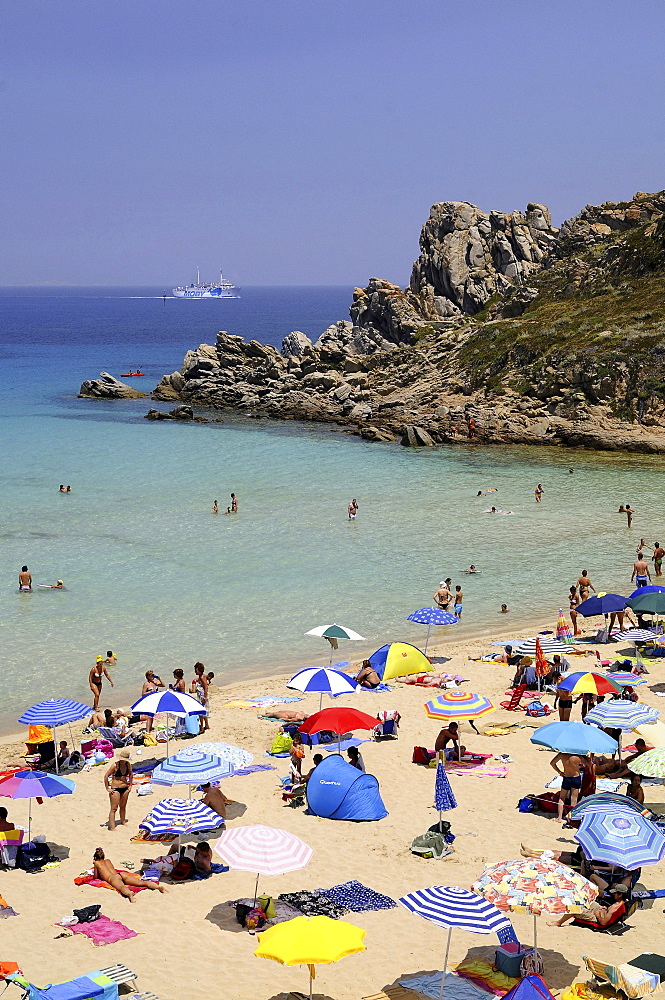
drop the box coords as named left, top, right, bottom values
left=2, top=287, right=665, bottom=730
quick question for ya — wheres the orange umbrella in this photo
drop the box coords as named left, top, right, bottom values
left=535, top=637, right=549, bottom=678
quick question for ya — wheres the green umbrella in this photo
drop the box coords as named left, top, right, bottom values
left=629, top=748, right=665, bottom=778
left=628, top=591, right=665, bottom=617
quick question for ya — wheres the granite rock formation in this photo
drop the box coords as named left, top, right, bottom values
left=78, top=372, right=147, bottom=399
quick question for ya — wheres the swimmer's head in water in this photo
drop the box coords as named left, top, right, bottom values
left=93, top=848, right=105, bottom=860
left=57, top=580, right=63, bottom=586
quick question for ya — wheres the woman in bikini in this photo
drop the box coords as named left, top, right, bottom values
left=104, top=748, right=133, bottom=830
left=89, top=656, right=114, bottom=711
left=569, top=585, right=581, bottom=636
left=171, top=668, right=186, bottom=693
left=92, top=848, right=167, bottom=901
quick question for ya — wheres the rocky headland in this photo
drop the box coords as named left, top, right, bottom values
left=83, top=189, right=665, bottom=452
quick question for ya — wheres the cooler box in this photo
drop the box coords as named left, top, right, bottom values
left=495, top=943, right=529, bottom=978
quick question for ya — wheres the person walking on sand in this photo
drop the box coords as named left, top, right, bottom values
left=89, top=656, right=114, bottom=711
left=18, top=565, right=32, bottom=591
left=104, top=748, right=133, bottom=830
left=577, top=570, right=596, bottom=602
left=535, top=484, right=544, bottom=503
left=632, top=551, right=651, bottom=588
left=550, top=751, right=584, bottom=822
left=92, top=848, right=167, bottom=900
left=433, top=580, right=452, bottom=611
left=653, top=541, right=664, bottom=578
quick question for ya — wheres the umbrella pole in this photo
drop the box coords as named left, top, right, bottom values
left=28, top=797, right=32, bottom=843
left=309, top=965, right=314, bottom=1000
left=53, top=723, right=59, bottom=775
left=438, top=926, right=452, bottom=1000
left=425, top=623, right=431, bottom=657
left=253, top=871, right=260, bottom=907
left=319, top=692, right=323, bottom=712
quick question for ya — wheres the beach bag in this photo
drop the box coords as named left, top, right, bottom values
left=170, top=857, right=195, bottom=881
left=269, top=733, right=293, bottom=755
left=143, top=732, right=158, bottom=746
left=517, top=796, right=535, bottom=813
left=185, top=713, right=200, bottom=736
left=235, top=903, right=253, bottom=926
left=525, top=699, right=550, bottom=717
left=73, top=904, right=101, bottom=924
left=258, top=894, right=277, bottom=918
left=412, top=746, right=432, bottom=765
left=16, top=842, right=51, bottom=872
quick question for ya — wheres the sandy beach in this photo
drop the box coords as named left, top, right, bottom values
left=2, top=625, right=664, bottom=1000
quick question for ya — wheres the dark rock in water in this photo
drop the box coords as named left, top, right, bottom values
left=144, top=405, right=195, bottom=421
left=401, top=425, right=435, bottom=447
left=79, top=372, right=147, bottom=399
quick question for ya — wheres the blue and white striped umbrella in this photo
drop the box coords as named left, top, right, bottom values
left=575, top=811, right=665, bottom=869
left=407, top=608, right=458, bottom=656
left=194, top=742, right=254, bottom=768
left=130, top=690, right=205, bottom=717
left=152, top=750, right=234, bottom=787
left=139, top=797, right=225, bottom=836
left=18, top=699, right=91, bottom=727
left=585, top=700, right=659, bottom=732
left=288, top=666, right=358, bottom=697
left=614, top=629, right=659, bottom=643
left=399, top=885, right=511, bottom=934
left=434, top=761, right=457, bottom=812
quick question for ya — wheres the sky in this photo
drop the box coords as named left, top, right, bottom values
left=1, top=0, right=664, bottom=286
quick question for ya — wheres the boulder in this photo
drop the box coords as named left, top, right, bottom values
left=281, top=331, right=313, bottom=357
left=144, top=405, right=195, bottom=421
left=79, top=372, right=147, bottom=399
left=400, top=425, right=435, bottom=447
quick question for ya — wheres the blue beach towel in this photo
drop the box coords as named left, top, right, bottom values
left=399, top=973, right=490, bottom=1000
left=316, top=880, right=396, bottom=912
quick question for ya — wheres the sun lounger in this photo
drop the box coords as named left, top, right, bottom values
left=0, top=829, right=25, bottom=868
left=583, top=956, right=662, bottom=997
left=574, top=899, right=638, bottom=934
left=96, top=727, right=134, bottom=749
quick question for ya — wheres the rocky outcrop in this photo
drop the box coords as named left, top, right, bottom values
left=79, top=372, right=147, bottom=399
left=551, top=190, right=665, bottom=259
left=145, top=405, right=196, bottom=421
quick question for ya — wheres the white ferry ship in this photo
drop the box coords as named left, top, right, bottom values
left=172, top=269, right=239, bottom=298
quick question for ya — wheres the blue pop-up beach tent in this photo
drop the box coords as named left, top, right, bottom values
left=306, top=754, right=388, bottom=821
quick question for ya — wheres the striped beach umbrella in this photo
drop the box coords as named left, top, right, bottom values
left=557, top=672, right=621, bottom=696
left=629, top=748, right=665, bottom=778
left=0, top=770, right=75, bottom=840
left=512, top=637, right=572, bottom=657
left=585, top=701, right=659, bottom=732
left=214, top=824, right=312, bottom=901
left=604, top=672, right=647, bottom=687
left=614, top=629, right=659, bottom=643
left=556, top=610, right=574, bottom=644
left=407, top=607, right=459, bottom=654
left=130, top=689, right=206, bottom=753
left=18, top=699, right=92, bottom=774
left=575, top=812, right=665, bottom=869
left=194, top=742, right=254, bottom=768
left=287, top=666, right=357, bottom=711
left=151, top=749, right=234, bottom=788
left=424, top=692, right=495, bottom=723
left=570, top=792, right=651, bottom=821
left=139, top=797, right=224, bottom=836
left=399, top=886, right=511, bottom=1000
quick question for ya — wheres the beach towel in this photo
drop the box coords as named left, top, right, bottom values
left=483, top=725, right=521, bottom=736
left=278, top=890, right=348, bottom=919
left=359, top=683, right=392, bottom=693
left=231, top=763, right=275, bottom=776
left=316, top=880, right=396, bottom=912
left=632, top=888, right=665, bottom=899
left=446, top=761, right=509, bottom=778
left=455, top=960, right=519, bottom=996
left=58, top=915, right=139, bottom=946
left=74, top=872, right=147, bottom=893
left=0, top=893, right=18, bottom=918
left=400, top=972, right=492, bottom=1000
left=545, top=776, right=625, bottom=792
left=130, top=830, right=175, bottom=842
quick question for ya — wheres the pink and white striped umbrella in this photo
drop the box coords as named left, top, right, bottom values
left=214, top=824, right=312, bottom=876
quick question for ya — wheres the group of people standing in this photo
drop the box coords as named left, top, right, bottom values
left=433, top=578, right=464, bottom=619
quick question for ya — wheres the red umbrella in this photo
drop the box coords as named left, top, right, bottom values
left=535, top=637, right=549, bottom=683
left=299, top=706, right=378, bottom=753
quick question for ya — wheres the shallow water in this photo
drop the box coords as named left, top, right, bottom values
left=1, top=287, right=664, bottom=730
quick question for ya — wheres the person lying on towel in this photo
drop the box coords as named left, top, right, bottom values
left=92, top=848, right=168, bottom=901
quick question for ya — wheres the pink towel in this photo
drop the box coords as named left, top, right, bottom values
left=446, top=761, right=509, bottom=778
left=61, top=915, right=139, bottom=946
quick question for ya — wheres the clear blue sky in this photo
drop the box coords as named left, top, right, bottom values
left=2, top=0, right=663, bottom=286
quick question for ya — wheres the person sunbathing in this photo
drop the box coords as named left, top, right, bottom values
left=194, top=841, right=212, bottom=875
left=594, top=740, right=648, bottom=778
left=355, top=660, right=381, bottom=689
left=200, top=783, right=233, bottom=820
left=258, top=708, right=309, bottom=723
left=520, top=843, right=582, bottom=868
left=92, top=848, right=168, bottom=901
left=547, top=886, right=628, bottom=927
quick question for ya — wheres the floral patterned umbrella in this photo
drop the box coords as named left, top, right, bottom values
left=472, top=857, right=597, bottom=958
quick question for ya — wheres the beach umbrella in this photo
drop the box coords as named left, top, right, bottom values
left=534, top=638, right=549, bottom=685
left=194, top=742, right=254, bottom=768
left=214, top=824, right=312, bottom=902
left=556, top=610, right=574, bottom=645
left=629, top=748, right=665, bottom=778
left=139, top=797, right=224, bottom=837
left=298, top=705, right=378, bottom=753
left=472, top=858, right=597, bottom=960
left=434, top=757, right=457, bottom=832
left=628, top=591, right=665, bottom=617
left=0, top=770, right=75, bottom=840
left=576, top=593, right=627, bottom=620
left=569, top=791, right=651, bottom=821
left=254, top=915, right=365, bottom=1000
left=130, top=690, right=206, bottom=753
left=530, top=721, right=618, bottom=755
left=406, top=608, right=458, bottom=655
left=18, top=699, right=92, bottom=774
left=369, top=642, right=433, bottom=681
left=399, top=886, right=510, bottom=1000
left=633, top=722, right=665, bottom=748
left=304, top=624, right=365, bottom=664
left=557, top=672, right=621, bottom=696
left=629, top=585, right=665, bottom=598
left=575, top=811, right=665, bottom=869
left=151, top=749, right=234, bottom=793
left=512, top=637, right=572, bottom=658
left=613, top=629, right=659, bottom=670
left=287, top=666, right=357, bottom=711
left=584, top=699, right=658, bottom=761
left=604, top=672, right=646, bottom=687
left=424, top=692, right=495, bottom=723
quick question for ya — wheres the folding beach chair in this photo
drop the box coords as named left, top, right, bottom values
left=500, top=685, right=527, bottom=711
left=96, top=727, right=133, bottom=749
left=584, top=955, right=662, bottom=997
left=0, top=829, right=25, bottom=868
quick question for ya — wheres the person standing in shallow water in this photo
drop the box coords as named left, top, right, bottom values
left=230, top=493, right=238, bottom=512
left=625, top=504, right=635, bottom=528
left=535, top=484, right=544, bottom=503
left=18, top=565, right=32, bottom=591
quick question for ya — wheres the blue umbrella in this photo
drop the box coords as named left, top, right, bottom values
left=530, top=721, right=618, bottom=754
left=139, top=797, right=225, bottom=837
left=131, top=689, right=206, bottom=753
left=407, top=608, right=458, bottom=654
left=629, top=585, right=665, bottom=598
left=576, top=593, right=627, bottom=619
left=287, top=666, right=358, bottom=710
left=585, top=701, right=659, bottom=732
left=575, top=811, right=665, bottom=869
left=18, top=699, right=92, bottom=773
left=570, top=792, right=651, bottom=821
left=152, top=750, right=234, bottom=789
left=0, top=769, right=75, bottom=839
left=434, top=759, right=457, bottom=831
left=399, top=886, right=511, bottom=1000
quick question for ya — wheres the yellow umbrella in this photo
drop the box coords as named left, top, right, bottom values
left=254, top=915, right=366, bottom=999
left=634, top=721, right=665, bottom=749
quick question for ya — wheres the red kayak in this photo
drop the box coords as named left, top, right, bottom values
left=121, top=372, right=145, bottom=377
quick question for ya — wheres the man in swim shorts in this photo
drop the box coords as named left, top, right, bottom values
left=550, top=751, right=584, bottom=821
left=454, top=585, right=463, bottom=619
left=631, top=552, right=651, bottom=589
left=18, top=565, right=32, bottom=591
left=653, top=542, right=664, bottom=577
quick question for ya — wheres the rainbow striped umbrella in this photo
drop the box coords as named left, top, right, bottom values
left=424, top=691, right=495, bottom=722
left=604, top=672, right=647, bottom=687
left=557, top=672, right=621, bottom=696
left=556, top=609, right=574, bottom=644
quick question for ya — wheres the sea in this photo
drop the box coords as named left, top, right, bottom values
left=1, top=285, right=664, bottom=733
